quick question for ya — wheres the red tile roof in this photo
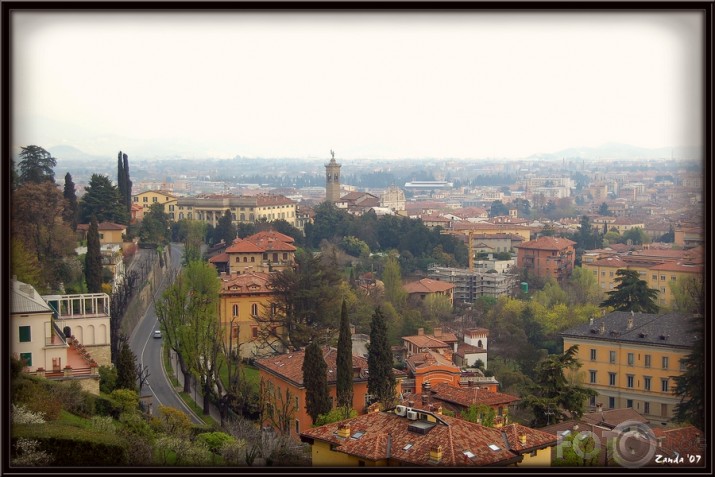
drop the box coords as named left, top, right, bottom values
left=246, top=230, right=295, bottom=244
left=403, top=278, right=454, bottom=295
left=219, top=272, right=273, bottom=294
left=516, top=236, right=576, bottom=251
left=225, top=239, right=264, bottom=253
left=76, top=221, right=127, bottom=231
left=300, top=411, right=528, bottom=466
left=208, top=252, right=229, bottom=264
left=649, top=425, right=706, bottom=466
left=403, top=335, right=451, bottom=350
left=255, top=346, right=372, bottom=387
left=430, top=383, right=520, bottom=408
left=501, top=423, right=558, bottom=453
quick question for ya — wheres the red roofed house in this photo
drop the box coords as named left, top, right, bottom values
left=336, top=192, right=380, bottom=215
left=255, top=347, right=406, bottom=440
left=213, top=230, right=297, bottom=275
left=403, top=278, right=454, bottom=305
left=515, top=236, right=576, bottom=282
left=300, top=407, right=555, bottom=466
left=428, top=382, right=520, bottom=424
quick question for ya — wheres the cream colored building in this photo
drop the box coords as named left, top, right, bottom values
left=176, top=193, right=298, bottom=227
left=132, top=190, right=179, bottom=220
left=380, top=185, right=406, bottom=212
left=11, top=279, right=106, bottom=395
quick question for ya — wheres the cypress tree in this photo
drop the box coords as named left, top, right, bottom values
left=85, top=215, right=103, bottom=293
left=115, top=334, right=138, bottom=390
left=63, top=172, right=78, bottom=230
left=117, top=151, right=125, bottom=209
left=367, top=306, right=396, bottom=409
left=123, top=152, right=132, bottom=214
left=303, top=342, right=331, bottom=424
left=336, top=299, right=353, bottom=413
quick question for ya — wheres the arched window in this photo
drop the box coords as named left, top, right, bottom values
left=478, top=340, right=483, bottom=348
left=232, top=304, right=239, bottom=317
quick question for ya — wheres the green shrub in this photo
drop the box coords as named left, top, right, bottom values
left=48, top=381, right=94, bottom=416
left=99, top=365, right=117, bottom=394
left=196, top=431, right=236, bottom=454
left=110, top=389, right=139, bottom=414
left=94, top=394, right=121, bottom=418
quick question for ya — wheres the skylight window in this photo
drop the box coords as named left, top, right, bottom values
left=463, top=450, right=475, bottom=458
left=351, top=431, right=365, bottom=440
left=403, top=443, right=413, bottom=451
left=488, top=444, right=501, bottom=451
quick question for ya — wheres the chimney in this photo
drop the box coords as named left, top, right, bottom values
left=599, top=321, right=606, bottom=334
left=519, top=433, right=527, bottom=445
left=434, top=327, right=442, bottom=338
left=436, top=405, right=443, bottom=415
left=627, top=316, right=634, bottom=330
left=417, top=328, right=424, bottom=336
left=337, top=423, right=351, bottom=438
left=429, top=445, right=443, bottom=463
left=589, top=316, right=594, bottom=326
left=350, top=325, right=356, bottom=335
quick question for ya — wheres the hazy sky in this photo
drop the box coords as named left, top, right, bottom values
left=12, top=11, right=704, bottom=161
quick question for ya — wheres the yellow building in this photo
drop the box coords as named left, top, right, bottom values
left=175, top=193, right=298, bottom=228
left=132, top=190, right=178, bottom=220
left=561, top=311, right=696, bottom=423
left=300, top=408, right=555, bottom=467
left=76, top=221, right=127, bottom=245
left=217, top=272, right=285, bottom=359
left=209, top=230, right=297, bottom=275
left=583, top=254, right=703, bottom=309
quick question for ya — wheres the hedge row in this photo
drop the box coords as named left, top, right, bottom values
left=12, top=422, right=129, bottom=465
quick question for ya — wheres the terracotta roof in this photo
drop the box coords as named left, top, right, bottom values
left=248, top=235, right=297, bottom=252
left=465, top=328, right=490, bottom=337
left=208, top=252, right=229, bottom=264
left=580, top=407, right=648, bottom=428
left=455, top=342, right=485, bottom=357
left=403, top=278, right=454, bottom=295
left=219, top=272, right=273, bottom=294
left=588, top=255, right=628, bottom=267
left=431, top=383, right=520, bottom=408
left=255, top=347, right=371, bottom=387
left=225, top=239, right=264, bottom=253
left=300, top=411, right=526, bottom=466
left=406, top=351, right=457, bottom=371
left=246, top=230, right=295, bottom=244
left=649, top=425, right=706, bottom=466
left=501, top=423, right=558, bottom=453
left=516, top=236, right=576, bottom=251
left=648, top=262, right=703, bottom=273
left=255, top=194, right=295, bottom=206
left=403, top=335, right=451, bottom=350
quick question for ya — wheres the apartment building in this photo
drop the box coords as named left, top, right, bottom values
left=132, top=190, right=178, bottom=219
left=515, top=236, right=576, bottom=282
left=561, top=311, right=696, bottom=423
left=428, top=265, right=518, bottom=303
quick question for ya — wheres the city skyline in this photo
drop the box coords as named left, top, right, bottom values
left=12, top=11, right=704, bottom=161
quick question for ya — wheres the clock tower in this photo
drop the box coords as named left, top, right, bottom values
left=325, top=149, right=341, bottom=203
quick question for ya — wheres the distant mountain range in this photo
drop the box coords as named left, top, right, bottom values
left=45, top=142, right=702, bottom=165
left=527, top=143, right=702, bottom=161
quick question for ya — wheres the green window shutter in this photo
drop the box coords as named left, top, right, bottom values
left=19, top=352, right=32, bottom=367
left=19, top=326, right=31, bottom=342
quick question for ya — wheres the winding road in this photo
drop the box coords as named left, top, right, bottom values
left=128, top=242, right=204, bottom=425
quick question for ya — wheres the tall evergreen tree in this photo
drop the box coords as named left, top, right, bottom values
left=382, top=255, right=407, bottom=309
left=115, top=334, right=138, bottom=391
left=336, top=299, right=353, bottom=414
left=62, top=172, right=78, bottom=230
left=600, top=269, right=659, bottom=313
left=303, top=342, right=331, bottom=424
left=80, top=173, right=128, bottom=224
left=213, top=209, right=237, bottom=245
left=673, top=313, right=704, bottom=430
left=85, top=216, right=103, bottom=293
left=367, top=307, right=396, bottom=409
left=17, top=145, right=56, bottom=185
left=117, top=152, right=126, bottom=212
left=123, top=152, right=132, bottom=214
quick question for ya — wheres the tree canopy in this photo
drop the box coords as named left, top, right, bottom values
left=139, top=202, right=171, bottom=246
left=600, top=269, right=659, bottom=313
left=521, top=345, right=598, bottom=427
left=17, top=145, right=56, bottom=185
left=80, top=174, right=128, bottom=224
left=336, top=299, right=354, bottom=414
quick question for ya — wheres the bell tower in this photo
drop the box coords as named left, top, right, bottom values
left=325, top=149, right=341, bottom=203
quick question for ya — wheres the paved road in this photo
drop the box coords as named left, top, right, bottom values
left=128, top=243, right=204, bottom=425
